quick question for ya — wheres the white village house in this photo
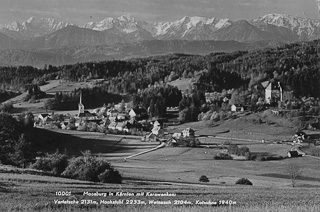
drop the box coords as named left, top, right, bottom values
left=261, top=80, right=283, bottom=104
left=231, top=104, right=244, bottom=112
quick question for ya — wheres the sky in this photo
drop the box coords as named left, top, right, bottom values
left=0, top=0, right=319, bottom=25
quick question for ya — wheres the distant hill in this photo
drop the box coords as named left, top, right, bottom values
left=0, top=40, right=283, bottom=67
left=0, top=32, right=18, bottom=50
left=0, top=13, right=319, bottom=67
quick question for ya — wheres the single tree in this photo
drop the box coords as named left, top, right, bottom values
left=287, top=163, right=302, bottom=187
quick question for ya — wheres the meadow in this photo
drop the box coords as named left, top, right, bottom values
left=1, top=170, right=320, bottom=212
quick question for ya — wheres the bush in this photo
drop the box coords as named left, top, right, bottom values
left=238, top=146, right=250, bottom=156
left=255, top=154, right=265, bottom=161
left=31, top=150, right=68, bottom=176
left=228, top=144, right=239, bottom=155
left=235, top=178, right=253, bottom=185
left=214, top=153, right=233, bottom=160
left=244, top=152, right=251, bottom=160
left=228, top=144, right=250, bottom=156
left=98, top=169, right=122, bottom=184
left=199, top=175, right=209, bottom=182
left=61, top=151, right=122, bottom=183
left=264, top=155, right=284, bottom=161
left=0, top=102, right=14, bottom=112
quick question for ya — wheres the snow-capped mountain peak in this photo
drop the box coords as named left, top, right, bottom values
left=252, top=13, right=320, bottom=39
left=118, top=15, right=135, bottom=22
left=0, top=16, right=71, bottom=38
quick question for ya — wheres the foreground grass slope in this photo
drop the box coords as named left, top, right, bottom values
left=0, top=170, right=320, bottom=212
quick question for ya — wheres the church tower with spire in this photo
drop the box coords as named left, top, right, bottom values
left=78, top=89, right=84, bottom=115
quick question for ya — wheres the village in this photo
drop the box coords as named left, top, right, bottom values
left=28, top=78, right=320, bottom=162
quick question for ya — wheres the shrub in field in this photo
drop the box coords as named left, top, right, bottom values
left=228, top=144, right=239, bottom=155
left=238, top=146, right=250, bottom=156
left=31, top=150, right=68, bottom=176
left=264, top=155, right=284, bottom=161
left=214, top=153, right=233, bottom=160
left=235, top=178, right=253, bottom=185
left=199, top=175, right=209, bottom=182
left=287, top=163, right=302, bottom=187
left=98, top=169, right=122, bottom=184
left=228, top=144, right=251, bottom=156
left=249, top=154, right=257, bottom=160
left=62, top=151, right=122, bottom=183
left=255, top=154, right=265, bottom=161
left=244, top=152, right=251, bottom=160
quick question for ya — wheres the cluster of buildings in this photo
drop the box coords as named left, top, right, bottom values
left=205, top=80, right=294, bottom=112
left=35, top=92, right=149, bottom=134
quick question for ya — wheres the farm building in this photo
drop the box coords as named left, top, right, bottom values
left=107, top=109, right=119, bottom=117
left=109, top=116, right=117, bottom=123
left=182, top=128, right=195, bottom=138
left=231, top=104, right=244, bottom=112
left=108, top=122, right=117, bottom=130
left=75, top=119, right=82, bottom=127
left=117, top=113, right=127, bottom=121
left=115, top=122, right=129, bottom=132
left=38, top=113, right=50, bottom=121
left=287, top=151, right=301, bottom=158
left=60, top=122, right=69, bottom=130
left=147, top=121, right=165, bottom=141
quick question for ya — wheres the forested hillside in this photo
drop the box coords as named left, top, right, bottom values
left=0, top=40, right=319, bottom=100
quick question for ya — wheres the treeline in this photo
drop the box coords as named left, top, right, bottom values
left=0, top=112, right=35, bottom=167
left=0, top=65, right=60, bottom=91
left=0, top=40, right=319, bottom=98
left=132, top=85, right=182, bottom=117
left=197, top=62, right=250, bottom=92
left=0, top=90, right=19, bottom=103
left=178, top=89, right=207, bottom=122
left=45, top=87, right=122, bottom=110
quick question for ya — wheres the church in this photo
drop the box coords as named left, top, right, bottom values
left=77, top=90, right=95, bottom=118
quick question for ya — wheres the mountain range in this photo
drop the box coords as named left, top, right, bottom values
left=0, top=14, right=319, bottom=67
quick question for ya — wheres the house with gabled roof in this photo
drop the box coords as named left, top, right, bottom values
left=231, top=104, right=244, bottom=112
left=107, top=122, right=117, bottom=130
left=38, top=113, right=50, bottom=121
left=129, top=107, right=148, bottom=120
left=261, top=80, right=293, bottom=104
left=115, top=122, right=128, bottom=132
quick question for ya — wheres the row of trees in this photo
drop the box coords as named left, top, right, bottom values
left=45, top=87, right=122, bottom=110
left=132, top=85, right=183, bottom=117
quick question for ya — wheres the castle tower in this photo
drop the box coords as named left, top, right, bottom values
left=78, top=90, right=84, bottom=114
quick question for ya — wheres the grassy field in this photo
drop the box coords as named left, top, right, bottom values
left=23, top=127, right=320, bottom=189
left=0, top=170, right=320, bottom=212
left=3, top=94, right=320, bottom=211
left=167, top=78, right=194, bottom=93
left=45, top=81, right=95, bottom=94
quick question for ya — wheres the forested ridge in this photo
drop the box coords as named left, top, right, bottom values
left=0, top=40, right=319, bottom=99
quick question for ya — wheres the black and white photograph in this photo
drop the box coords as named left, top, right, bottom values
left=0, top=0, right=320, bottom=211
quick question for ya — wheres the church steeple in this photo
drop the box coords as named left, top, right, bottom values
left=78, top=89, right=84, bottom=114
